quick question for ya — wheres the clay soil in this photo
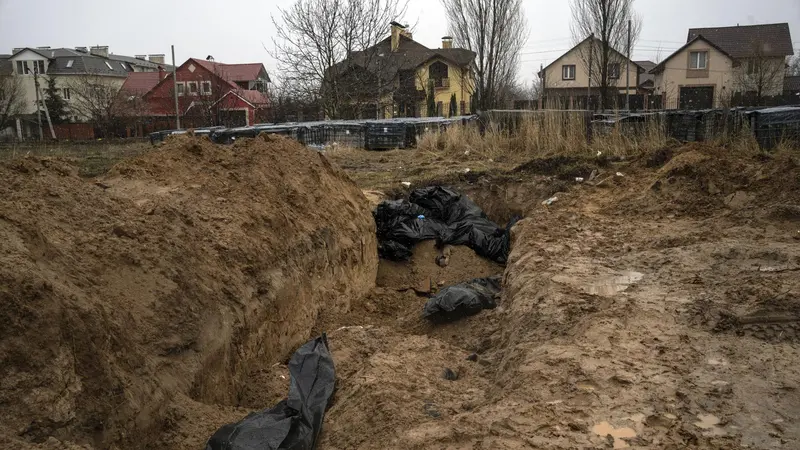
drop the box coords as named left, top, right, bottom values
left=317, top=143, right=800, bottom=449
left=1, top=135, right=799, bottom=450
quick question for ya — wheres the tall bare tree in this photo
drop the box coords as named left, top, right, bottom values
left=0, top=73, right=26, bottom=136
left=442, top=0, right=528, bottom=111
left=66, top=73, right=126, bottom=136
left=789, top=53, right=800, bottom=77
left=733, top=41, right=788, bottom=106
left=570, top=0, right=641, bottom=110
left=270, top=0, right=408, bottom=119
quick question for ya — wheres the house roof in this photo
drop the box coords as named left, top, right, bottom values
left=687, top=23, right=793, bottom=58
left=109, top=53, right=175, bottom=71
left=46, top=55, right=130, bottom=77
left=194, top=60, right=269, bottom=83
left=539, top=36, right=645, bottom=76
left=333, top=34, right=477, bottom=82
left=634, top=60, right=655, bottom=86
left=239, top=89, right=269, bottom=105
left=121, top=72, right=163, bottom=95
left=649, top=35, right=734, bottom=74
left=785, top=75, right=800, bottom=92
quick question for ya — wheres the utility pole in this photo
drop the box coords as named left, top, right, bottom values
left=31, top=67, right=44, bottom=140
left=172, top=45, right=180, bottom=129
left=626, top=19, right=631, bottom=111
left=539, top=63, right=544, bottom=110
left=587, top=33, right=594, bottom=111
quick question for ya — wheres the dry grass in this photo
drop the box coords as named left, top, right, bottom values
left=416, top=111, right=671, bottom=162
left=0, top=140, right=152, bottom=177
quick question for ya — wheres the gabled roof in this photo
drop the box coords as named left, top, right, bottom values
left=332, top=34, right=476, bottom=82
left=9, top=47, right=52, bottom=59
left=539, top=36, right=645, bottom=76
left=121, top=72, right=163, bottom=95
left=634, top=60, right=655, bottom=86
left=211, top=89, right=270, bottom=109
left=194, top=60, right=270, bottom=83
left=687, top=23, right=793, bottom=58
left=649, top=35, right=733, bottom=74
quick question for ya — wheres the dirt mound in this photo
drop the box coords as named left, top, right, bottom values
left=609, top=144, right=800, bottom=218
left=0, top=134, right=378, bottom=449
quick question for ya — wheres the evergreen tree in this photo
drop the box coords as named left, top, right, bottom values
left=426, top=80, right=436, bottom=117
left=44, top=77, right=69, bottom=124
left=449, top=93, right=457, bottom=117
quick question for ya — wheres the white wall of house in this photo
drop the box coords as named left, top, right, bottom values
left=8, top=49, right=50, bottom=115
left=653, top=40, right=734, bottom=108
left=543, top=39, right=640, bottom=94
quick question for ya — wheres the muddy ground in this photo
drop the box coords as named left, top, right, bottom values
left=1, top=136, right=798, bottom=449
left=319, top=143, right=800, bottom=449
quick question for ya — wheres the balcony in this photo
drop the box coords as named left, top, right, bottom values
left=430, top=77, right=451, bottom=89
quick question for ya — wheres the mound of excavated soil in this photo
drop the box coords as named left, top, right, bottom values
left=0, top=134, right=378, bottom=449
left=601, top=144, right=800, bottom=219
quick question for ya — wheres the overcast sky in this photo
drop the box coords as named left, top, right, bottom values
left=1, top=0, right=799, bottom=85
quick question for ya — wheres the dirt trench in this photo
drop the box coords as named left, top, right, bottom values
left=2, top=138, right=799, bottom=450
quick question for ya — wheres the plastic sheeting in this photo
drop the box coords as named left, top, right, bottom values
left=422, top=276, right=502, bottom=323
left=205, top=335, right=335, bottom=450
left=374, top=186, right=517, bottom=264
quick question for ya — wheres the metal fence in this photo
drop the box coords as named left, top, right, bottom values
left=149, top=116, right=477, bottom=150
left=484, top=107, right=800, bottom=149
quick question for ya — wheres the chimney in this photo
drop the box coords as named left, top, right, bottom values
left=90, top=46, right=109, bottom=58
left=206, top=55, right=215, bottom=62
left=75, top=46, right=88, bottom=53
left=149, top=54, right=165, bottom=64
left=390, top=21, right=412, bottom=52
left=442, top=36, right=453, bottom=49
left=12, top=48, right=23, bottom=54
left=135, top=54, right=147, bottom=60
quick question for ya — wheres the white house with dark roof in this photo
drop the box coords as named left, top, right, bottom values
left=4, top=46, right=168, bottom=137
left=650, top=23, right=794, bottom=109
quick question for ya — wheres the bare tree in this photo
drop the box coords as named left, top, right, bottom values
left=789, top=52, right=800, bottom=77
left=570, top=0, right=641, bottom=110
left=733, top=41, right=788, bottom=106
left=270, top=0, right=408, bottom=119
left=442, top=0, right=528, bottom=111
left=0, top=73, right=26, bottom=135
left=65, top=73, right=128, bottom=136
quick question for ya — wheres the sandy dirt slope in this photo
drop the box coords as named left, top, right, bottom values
left=314, top=143, right=800, bottom=449
left=0, top=135, right=377, bottom=449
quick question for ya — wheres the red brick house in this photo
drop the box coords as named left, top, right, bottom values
left=120, top=57, right=270, bottom=128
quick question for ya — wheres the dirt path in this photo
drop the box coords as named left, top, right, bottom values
left=317, top=144, right=800, bottom=449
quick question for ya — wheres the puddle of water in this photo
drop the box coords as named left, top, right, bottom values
left=591, top=421, right=637, bottom=449
left=584, top=271, right=644, bottom=296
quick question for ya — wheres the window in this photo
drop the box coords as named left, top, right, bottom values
left=747, top=59, right=757, bottom=75
left=689, top=51, right=708, bottom=69
left=35, top=60, right=45, bottom=74
left=201, top=81, right=212, bottom=96
left=66, top=59, right=74, bottom=68
left=187, top=81, right=198, bottom=95
left=63, top=88, right=71, bottom=100
left=105, top=61, right=113, bottom=70
left=120, top=62, right=127, bottom=70
left=176, top=82, right=185, bottom=96
left=608, top=63, right=620, bottom=79
left=562, top=64, right=576, bottom=80
left=16, top=61, right=23, bottom=74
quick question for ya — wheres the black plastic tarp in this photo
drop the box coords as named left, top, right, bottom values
left=422, top=276, right=502, bottom=322
left=374, top=186, right=516, bottom=263
left=205, top=335, right=335, bottom=450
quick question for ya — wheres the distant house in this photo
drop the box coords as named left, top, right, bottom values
left=2, top=45, right=170, bottom=139
left=326, top=22, right=476, bottom=119
left=538, top=36, right=645, bottom=109
left=124, top=57, right=271, bottom=128
left=650, top=23, right=794, bottom=109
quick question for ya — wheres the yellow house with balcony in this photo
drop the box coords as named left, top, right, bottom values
left=327, top=22, right=476, bottom=119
